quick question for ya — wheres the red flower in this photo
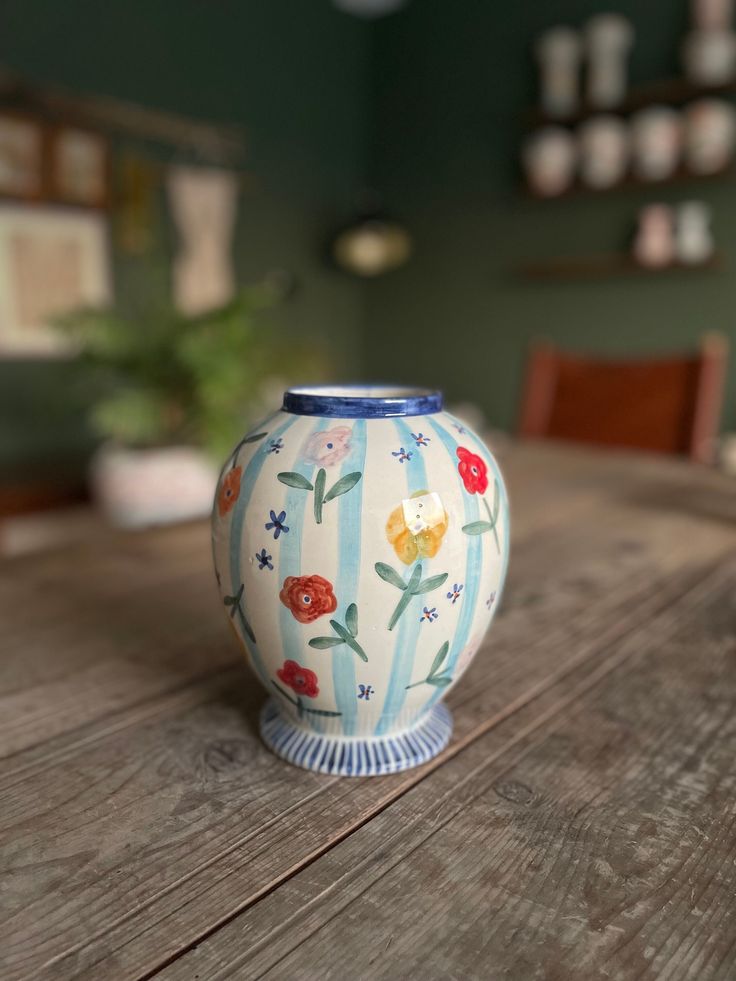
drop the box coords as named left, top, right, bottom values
left=456, top=446, right=488, bottom=495
left=277, top=659, right=319, bottom=698
left=279, top=574, right=338, bottom=624
left=218, top=466, right=242, bottom=517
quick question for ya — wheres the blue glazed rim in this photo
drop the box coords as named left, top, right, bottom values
left=282, top=385, right=443, bottom=418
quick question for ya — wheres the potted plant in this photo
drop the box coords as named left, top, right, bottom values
left=57, top=285, right=323, bottom=528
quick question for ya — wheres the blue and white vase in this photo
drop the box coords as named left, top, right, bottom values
left=212, top=386, right=510, bottom=776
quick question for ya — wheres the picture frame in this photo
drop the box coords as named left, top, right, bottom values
left=0, top=112, right=44, bottom=201
left=0, top=204, right=112, bottom=357
left=51, top=126, right=109, bottom=208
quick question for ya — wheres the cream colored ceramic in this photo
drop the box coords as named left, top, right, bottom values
left=211, top=386, right=510, bottom=776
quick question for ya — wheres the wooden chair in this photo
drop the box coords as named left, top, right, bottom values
left=517, top=334, right=729, bottom=463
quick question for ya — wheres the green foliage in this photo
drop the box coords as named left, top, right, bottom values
left=55, top=286, right=326, bottom=459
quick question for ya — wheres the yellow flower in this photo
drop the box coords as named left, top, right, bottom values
left=386, top=489, right=448, bottom=565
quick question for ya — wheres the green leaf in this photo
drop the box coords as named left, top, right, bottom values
left=244, top=431, right=268, bottom=443
left=375, top=562, right=407, bottom=591
left=323, top=471, right=362, bottom=503
left=428, top=641, right=450, bottom=678
left=406, top=563, right=423, bottom=593
left=314, top=468, right=326, bottom=524
left=427, top=675, right=452, bottom=687
left=277, top=472, right=314, bottom=491
left=462, top=520, right=493, bottom=535
left=415, top=572, right=449, bottom=594
left=346, top=638, right=368, bottom=662
left=345, top=603, right=358, bottom=636
left=329, top=619, right=352, bottom=643
left=308, top=636, right=344, bottom=649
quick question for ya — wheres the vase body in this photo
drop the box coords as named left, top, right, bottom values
left=211, top=387, right=510, bottom=776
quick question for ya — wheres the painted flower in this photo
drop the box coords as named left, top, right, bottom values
left=452, top=421, right=467, bottom=434
left=456, top=446, right=488, bottom=495
left=420, top=606, right=438, bottom=623
left=277, top=659, right=319, bottom=698
left=303, top=426, right=352, bottom=467
left=447, top=582, right=464, bottom=604
left=411, top=432, right=430, bottom=447
left=386, top=489, right=448, bottom=565
left=392, top=447, right=412, bottom=463
left=486, top=590, right=497, bottom=610
left=268, top=438, right=284, bottom=455
left=218, top=466, right=242, bottom=517
left=256, top=548, right=273, bottom=571
left=265, top=509, right=289, bottom=539
left=279, top=574, right=338, bottom=624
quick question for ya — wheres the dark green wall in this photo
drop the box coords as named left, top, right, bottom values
left=365, top=0, right=736, bottom=433
left=0, top=0, right=370, bottom=479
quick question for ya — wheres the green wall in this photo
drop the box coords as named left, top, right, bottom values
left=0, top=0, right=370, bottom=480
left=365, top=0, right=736, bottom=433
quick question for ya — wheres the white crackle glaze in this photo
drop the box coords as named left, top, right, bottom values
left=211, top=387, right=510, bottom=775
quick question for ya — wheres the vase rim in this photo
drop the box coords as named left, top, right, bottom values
left=282, top=385, right=443, bottom=418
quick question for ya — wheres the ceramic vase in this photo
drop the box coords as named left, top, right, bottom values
left=211, top=386, right=510, bottom=776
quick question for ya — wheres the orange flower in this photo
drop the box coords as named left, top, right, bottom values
left=218, top=466, right=242, bottom=517
left=279, top=574, right=338, bottom=624
left=386, top=490, right=448, bottom=565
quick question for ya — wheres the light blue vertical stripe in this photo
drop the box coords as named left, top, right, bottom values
left=332, top=418, right=367, bottom=735
left=374, top=422, right=430, bottom=735
left=276, top=418, right=324, bottom=730
left=446, top=414, right=511, bottom=605
left=424, top=417, right=482, bottom=709
left=229, top=414, right=297, bottom=688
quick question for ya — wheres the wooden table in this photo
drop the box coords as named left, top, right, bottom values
left=2, top=443, right=736, bottom=981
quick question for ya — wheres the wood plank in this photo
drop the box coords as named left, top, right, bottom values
left=158, top=552, right=736, bottom=981
left=1, top=481, right=733, bottom=979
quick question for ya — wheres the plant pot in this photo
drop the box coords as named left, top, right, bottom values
left=211, top=386, right=510, bottom=777
left=91, top=443, right=218, bottom=529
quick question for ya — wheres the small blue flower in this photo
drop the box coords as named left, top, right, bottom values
left=452, top=422, right=467, bottom=434
left=265, top=509, right=289, bottom=539
left=256, top=548, right=273, bottom=570
left=268, top=438, right=284, bottom=455
left=357, top=684, right=374, bottom=701
left=411, top=432, right=430, bottom=447
left=420, top=606, right=438, bottom=623
left=486, top=591, right=497, bottom=610
left=392, top=447, right=413, bottom=463
left=447, top=583, right=464, bottom=604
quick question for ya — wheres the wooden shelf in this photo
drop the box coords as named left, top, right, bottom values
left=523, top=164, right=736, bottom=202
left=515, top=251, right=725, bottom=282
left=527, top=76, right=736, bottom=129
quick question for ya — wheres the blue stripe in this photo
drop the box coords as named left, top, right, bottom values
left=374, top=420, right=431, bottom=735
left=332, top=418, right=367, bottom=735
left=425, top=418, right=482, bottom=708
left=229, top=414, right=297, bottom=688
left=276, top=418, right=325, bottom=732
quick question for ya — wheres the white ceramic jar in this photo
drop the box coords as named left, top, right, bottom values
left=211, top=386, right=510, bottom=776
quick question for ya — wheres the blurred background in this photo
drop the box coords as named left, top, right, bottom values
left=1, top=0, right=735, bottom=550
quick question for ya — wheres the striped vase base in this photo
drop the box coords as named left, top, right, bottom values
left=259, top=700, right=453, bottom=777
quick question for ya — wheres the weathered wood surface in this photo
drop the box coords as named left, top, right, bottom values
left=1, top=443, right=735, bottom=981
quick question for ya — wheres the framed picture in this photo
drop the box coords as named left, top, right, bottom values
left=52, top=127, right=109, bottom=207
left=0, top=112, right=44, bottom=200
left=0, top=204, right=112, bottom=356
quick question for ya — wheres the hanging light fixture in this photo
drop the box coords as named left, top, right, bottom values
left=330, top=199, right=413, bottom=277
left=333, top=0, right=409, bottom=18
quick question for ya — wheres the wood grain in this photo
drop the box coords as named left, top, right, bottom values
left=160, top=553, right=736, bottom=981
left=1, top=445, right=735, bottom=981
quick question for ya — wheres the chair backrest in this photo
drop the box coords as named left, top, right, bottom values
left=517, top=334, right=729, bottom=463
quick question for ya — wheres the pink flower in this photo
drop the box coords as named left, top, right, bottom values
left=303, top=426, right=352, bottom=467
